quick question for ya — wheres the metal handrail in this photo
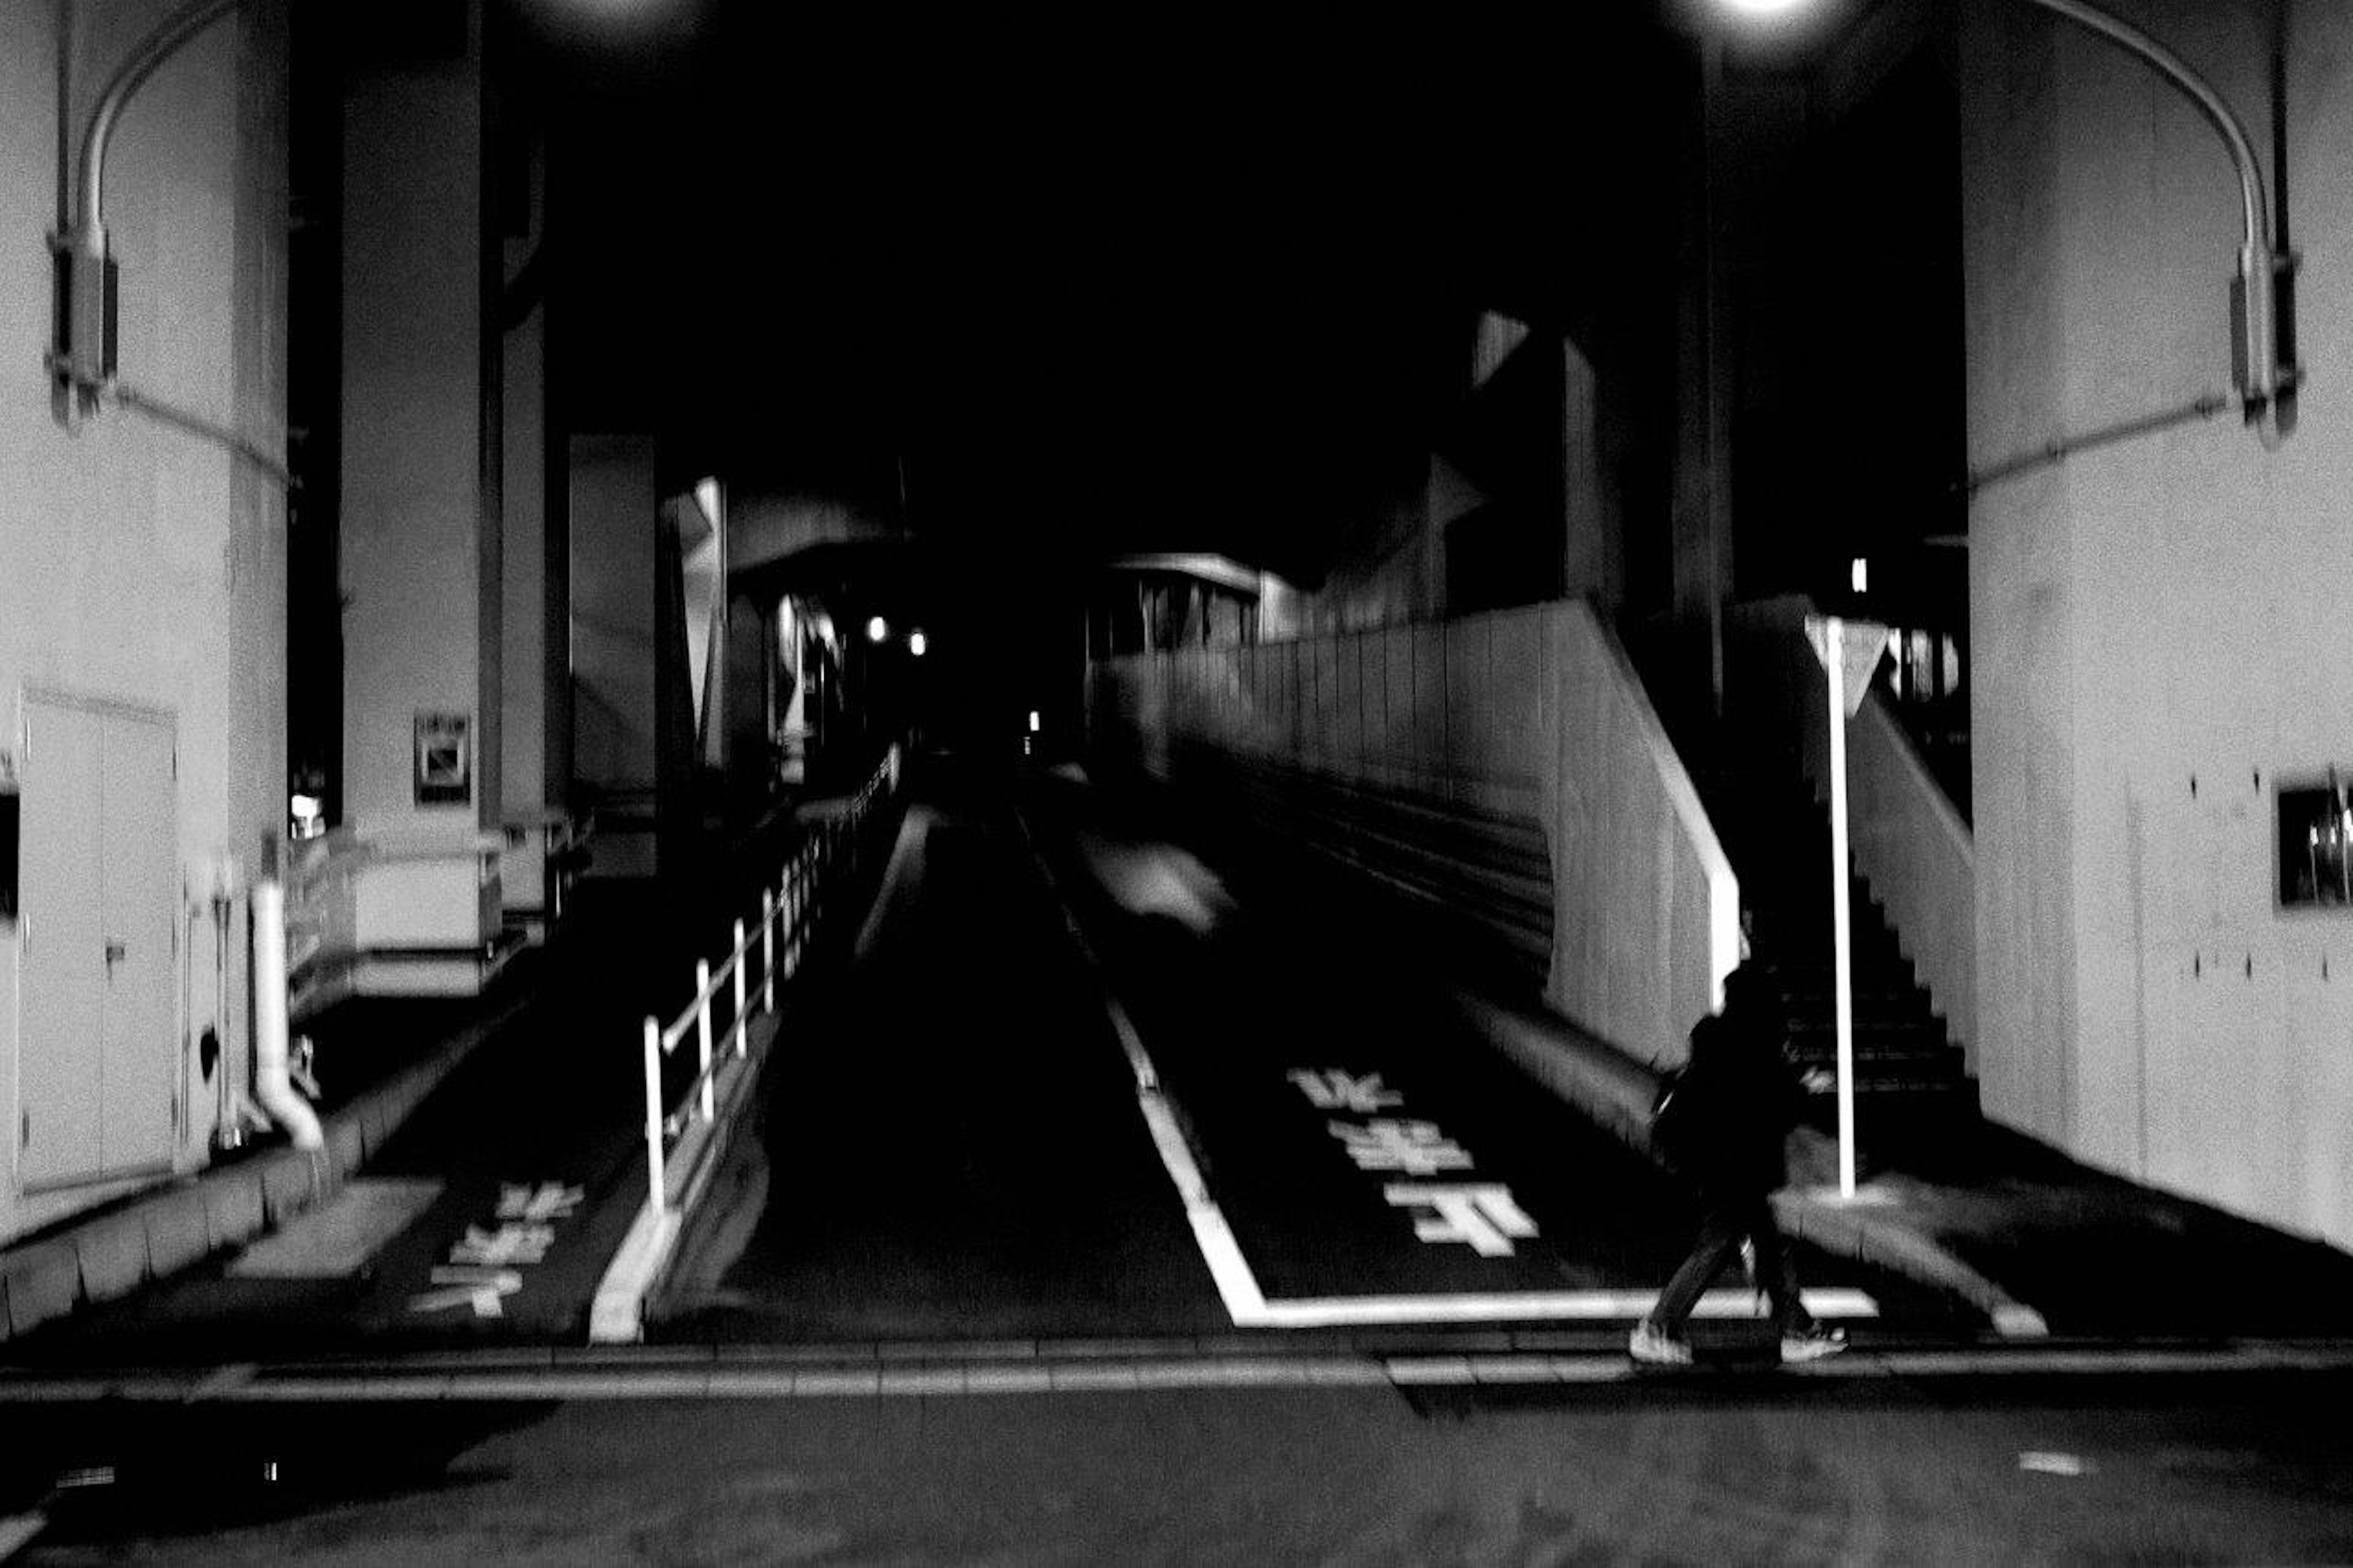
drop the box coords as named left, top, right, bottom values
left=639, top=749, right=900, bottom=1216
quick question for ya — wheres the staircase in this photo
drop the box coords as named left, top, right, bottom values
left=1630, top=623, right=1979, bottom=1151
left=1710, top=760, right=1977, bottom=1117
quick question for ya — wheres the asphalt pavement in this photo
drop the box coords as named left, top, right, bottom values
left=7, top=1367, right=2353, bottom=1563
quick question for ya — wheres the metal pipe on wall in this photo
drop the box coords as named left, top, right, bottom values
left=249, top=877, right=324, bottom=1150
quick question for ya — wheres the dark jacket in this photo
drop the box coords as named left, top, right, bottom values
left=1653, top=1005, right=1811, bottom=1199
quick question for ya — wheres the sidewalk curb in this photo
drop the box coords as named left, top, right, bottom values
left=0, top=987, right=534, bottom=1347
left=1446, top=990, right=2050, bottom=1339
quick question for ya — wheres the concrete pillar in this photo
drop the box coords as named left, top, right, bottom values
left=338, top=3, right=501, bottom=857
left=1560, top=340, right=1623, bottom=607
left=1963, top=0, right=2353, bottom=1248
left=569, top=436, right=658, bottom=877
left=499, top=131, right=551, bottom=825
left=723, top=589, right=773, bottom=809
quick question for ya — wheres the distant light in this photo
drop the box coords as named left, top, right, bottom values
left=1850, top=557, right=1868, bottom=594
left=1716, top=0, right=1811, bottom=12
left=1028, top=710, right=1041, bottom=733
left=866, top=616, right=889, bottom=643
left=907, top=630, right=928, bottom=657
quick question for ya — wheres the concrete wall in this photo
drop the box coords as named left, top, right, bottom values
left=1963, top=1, right=2353, bottom=1246
left=1093, top=600, right=1737, bottom=1064
left=0, top=0, right=288, bottom=1241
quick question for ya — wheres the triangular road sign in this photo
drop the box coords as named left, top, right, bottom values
left=1805, top=615, right=1891, bottom=717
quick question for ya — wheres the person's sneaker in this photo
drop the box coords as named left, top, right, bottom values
left=1628, top=1321, right=1693, bottom=1366
left=1779, top=1324, right=1848, bottom=1364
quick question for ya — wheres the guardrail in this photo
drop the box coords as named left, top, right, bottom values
left=637, top=747, right=899, bottom=1221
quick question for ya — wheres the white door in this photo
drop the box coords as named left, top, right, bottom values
left=17, top=700, right=104, bottom=1187
left=99, top=712, right=177, bottom=1171
left=17, top=694, right=177, bottom=1189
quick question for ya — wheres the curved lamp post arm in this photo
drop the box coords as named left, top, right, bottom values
left=50, top=0, right=238, bottom=405
left=69, top=0, right=240, bottom=257
left=2018, top=0, right=2296, bottom=438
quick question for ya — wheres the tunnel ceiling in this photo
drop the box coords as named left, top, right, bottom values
left=517, top=1, right=1879, bottom=587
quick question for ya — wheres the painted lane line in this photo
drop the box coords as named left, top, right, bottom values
left=1021, top=814, right=1267, bottom=1327
left=1234, top=1287, right=1879, bottom=1330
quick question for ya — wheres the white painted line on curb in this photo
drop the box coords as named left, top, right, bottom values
left=588, top=1206, right=680, bottom=1345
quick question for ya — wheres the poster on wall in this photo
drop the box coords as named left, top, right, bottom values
left=414, top=711, right=472, bottom=806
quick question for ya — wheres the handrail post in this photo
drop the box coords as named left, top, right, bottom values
left=761, top=888, right=776, bottom=1010
left=695, top=958, right=715, bottom=1121
left=642, top=1017, right=666, bottom=1216
left=731, top=918, right=748, bottom=1055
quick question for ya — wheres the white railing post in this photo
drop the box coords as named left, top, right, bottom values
left=731, top=918, right=748, bottom=1055
left=760, top=889, right=776, bottom=1011
left=642, top=1016, right=666, bottom=1216
left=695, top=957, right=715, bottom=1122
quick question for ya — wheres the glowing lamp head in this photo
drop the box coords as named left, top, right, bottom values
left=907, top=631, right=928, bottom=657
left=1716, top=0, right=1811, bottom=12
left=865, top=616, right=889, bottom=643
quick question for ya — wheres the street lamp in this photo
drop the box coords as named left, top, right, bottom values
left=1711, top=0, right=2298, bottom=444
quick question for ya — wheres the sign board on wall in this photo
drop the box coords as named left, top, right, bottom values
left=414, top=711, right=472, bottom=806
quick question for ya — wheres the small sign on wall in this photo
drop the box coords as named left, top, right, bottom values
left=414, top=711, right=472, bottom=806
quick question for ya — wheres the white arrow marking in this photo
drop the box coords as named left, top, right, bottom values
left=498, top=1183, right=585, bottom=1222
left=408, top=1267, right=523, bottom=1317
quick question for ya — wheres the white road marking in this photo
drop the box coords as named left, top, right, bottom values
left=1029, top=814, right=1882, bottom=1331
left=1288, top=1069, right=1403, bottom=1113
left=2017, top=1450, right=2094, bottom=1477
left=1382, top=1184, right=1540, bottom=1256
left=499, top=1183, right=584, bottom=1222
left=1232, top=1287, right=1877, bottom=1330
left=408, top=1267, right=524, bottom=1317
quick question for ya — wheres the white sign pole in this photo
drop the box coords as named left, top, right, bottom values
left=1824, top=617, right=1858, bottom=1199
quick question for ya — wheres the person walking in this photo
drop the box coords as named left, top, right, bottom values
left=1629, top=962, right=1847, bottom=1366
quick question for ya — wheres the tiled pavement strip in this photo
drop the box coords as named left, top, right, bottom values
left=6, top=1337, right=2353, bottom=1403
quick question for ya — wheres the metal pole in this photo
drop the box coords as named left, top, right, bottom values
left=642, top=1017, right=665, bottom=1216
left=1825, top=618, right=1858, bottom=1200
left=695, top=958, right=714, bottom=1122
